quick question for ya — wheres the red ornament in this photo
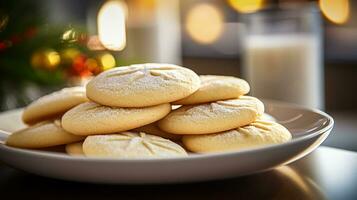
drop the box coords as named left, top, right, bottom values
left=0, top=42, right=6, bottom=50
left=79, top=69, right=93, bottom=77
left=24, top=27, right=37, bottom=38
left=70, top=54, right=94, bottom=78
left=72, top=55, right=87, bottom=73
left=10, top=35, right=21, bottom=45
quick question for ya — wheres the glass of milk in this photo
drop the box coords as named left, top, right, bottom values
left=243, top=4, right=323, bottom=109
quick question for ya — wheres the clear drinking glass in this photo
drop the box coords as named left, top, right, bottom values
left=243, top=4, right=323, bottom=109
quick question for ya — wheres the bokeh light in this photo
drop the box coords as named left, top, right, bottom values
left=0, top=15, right=9, bottom=31
left=31, top=49, right=60, bottom=70
left=87, top=35, right=105, bottom=50
left=99, top=53, right=116, bottom=70
left=186, top=3, right=224, bottom=44
left=97, top=0, right=127, bottom=51
left=85, top=58, right=99, bottom=72
left=46, top=51, right=61, bottom=69
left=319, top=0, right=350, bottom=24
left=227, top=0, right=264, bottom=13
left=60, top=48, right=80, bottom=64
left=62, top=28, right=77, bottom=42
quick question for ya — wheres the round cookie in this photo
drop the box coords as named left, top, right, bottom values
left=183, top=120, right=292, bottom=153
left=6, top=120, right=84, bottom=148
left=86, top=63, right=201, bottom=107
left=62, top=102, right=171, bottom=135
left=173, top=75, right=250, bottom=105
left=83, top=132, right=187, bottom=158
left=65, top=142, right=84, bottom=156
left=22, top=87, right=88, bottom=124
left=158, top=96, right=264, bottom=135
left=133, top=123, right=182, bottom=141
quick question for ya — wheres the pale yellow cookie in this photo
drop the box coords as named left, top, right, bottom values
left=133, top=123, right=182, bottom=141
left=173, top=75, right=250, bottom=105
left=83, top=132, right=187, bottom=158
left=22, top=87, right=88, bottom=124
left=183, top=120, right=292, bottom=153
left=6, top=120, right=84, bottom=148
left=62, top=102, right=171, bottom=135
left=65, top=142, right=84, bottom=156
left=86, top=63, right=201, bottom=107
left=158, top=96, right=264, bottom=135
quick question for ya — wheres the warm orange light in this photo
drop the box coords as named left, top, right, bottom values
left=276, top=166, right=311, bottom=194
left=319, top=0, right=350, bottom=24
left=85, top=58, right=99, bottom=71
left=87, top=35, right=105, bottom=50
left=228, top=0, right=264, bottom=13
left=186, top=3, right=224, bottom=44
left=98, top=0, right=127, bottom=51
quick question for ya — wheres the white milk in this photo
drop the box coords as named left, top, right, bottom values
left=244, top=34, right=323, bottom=109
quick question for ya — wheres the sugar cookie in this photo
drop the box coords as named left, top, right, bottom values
left=62, top=102, right=171, bottom=135
left=183, top=120, right=292, bottom=153
left=86, top=63, right=201, bottom=107
left=134, top=123, right=182, bottom=141
left=83, top=132, right=187, bottom=158
left=173, top=75, right=250, bottom=105
left=158, top=96, right=264, bottom=135
left=22, top=87, right=88, bottom=124
left=65, top=142, right=84, bottom=156
left=6, top=120, right=84, bottom=148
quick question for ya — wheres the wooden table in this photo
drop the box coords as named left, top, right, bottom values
left=0, top=146, right=356, bottom=200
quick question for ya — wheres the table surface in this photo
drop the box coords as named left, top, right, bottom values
left=0, top=146, right=356, bottom=200
left=324, top=111, right=357, bottom=151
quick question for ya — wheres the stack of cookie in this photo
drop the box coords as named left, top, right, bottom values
left=6, top=63, right=292, bottom=158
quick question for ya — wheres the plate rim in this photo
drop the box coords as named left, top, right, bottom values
left=0, top=100, right=334, bottom=163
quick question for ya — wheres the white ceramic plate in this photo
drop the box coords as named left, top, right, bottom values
left=0, top=100, right=333, bottom=184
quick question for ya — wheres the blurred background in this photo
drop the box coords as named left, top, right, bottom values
left=0, top=0, right=356, bottom=149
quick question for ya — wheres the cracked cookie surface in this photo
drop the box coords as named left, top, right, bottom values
left=62, top=102, right=171, bottom=135
left=86, top=63, right=200, bottom=107
left=182, top=120, right=292, bottom=153
left=83, top=132, right=187, bottom=158
left=158, top=96, right=264, bottom=135
left=133, top=123, right=182, bottom=141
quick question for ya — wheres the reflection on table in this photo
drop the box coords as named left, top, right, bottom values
left=1, top=147, right=356, bottom=199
